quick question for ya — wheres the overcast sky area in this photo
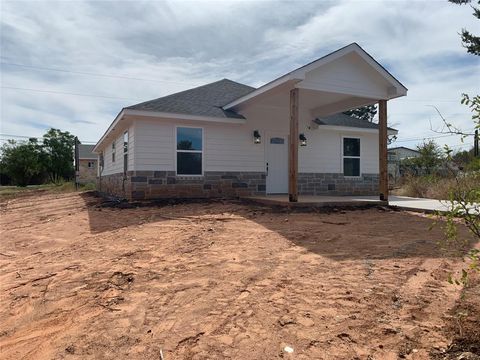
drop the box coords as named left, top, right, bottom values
left=1, top=0, right=479, bottom=151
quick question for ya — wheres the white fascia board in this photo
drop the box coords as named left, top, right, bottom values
left=350, top=44, right=408, bottom=95
left=93, top=109, right=125, bottom=153
left=124, top=109, right=246, bottom=124
left=222, top=74, right=304, bottom=109
left=318, top=125, right=398, bottom=135
left=296, top=43, right=407, bottom=95
left=224, top=43, right=407, bottom=110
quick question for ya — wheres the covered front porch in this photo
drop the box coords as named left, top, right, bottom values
left=224, top=43, right=407, bottom=203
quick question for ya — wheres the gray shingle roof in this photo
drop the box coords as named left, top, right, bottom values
left=388, top=146, right=419, bottom=152
left=126, top=79, right=255, bottom=119
left=78, top=144, right=96, bottom=160
left=314, top=113, right=397, bottom=131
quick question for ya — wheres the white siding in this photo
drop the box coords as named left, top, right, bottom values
left=100, top=124, right=135, bottom=176
left=134, top=120, right=175, bottom=171
left=127, top=124, right=135, bottom=170
left=301, top=52, right=391, bottom=99
left=299, top=129, right=378, bottom=174
left=132, top=108, right=380, bottom=176
left=134, top=118, right=266, bottom=172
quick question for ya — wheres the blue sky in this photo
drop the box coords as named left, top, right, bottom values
left=1, top=0, right=479, bottom=151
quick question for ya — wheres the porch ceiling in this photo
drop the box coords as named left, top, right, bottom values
left=245, top=87, right=379, bottom=118
left=224, top=43, right=407, bottom=117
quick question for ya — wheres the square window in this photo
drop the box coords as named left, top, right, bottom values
left=177, top=127, right=202, bottom=150
left=343, top=158, right=360, bottom=177
left=343, top=138, right=360, bottom=157
left=177, top=152, right=202, bottom=175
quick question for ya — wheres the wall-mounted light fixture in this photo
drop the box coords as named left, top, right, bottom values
left=253, top=130, right=261, bottom=144
left=299, top=133, right=307, bottom=146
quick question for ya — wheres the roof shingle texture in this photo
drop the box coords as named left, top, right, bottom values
left=78, top=144, right=96, bottom=160
left=126, top=79, right=255, bottom=119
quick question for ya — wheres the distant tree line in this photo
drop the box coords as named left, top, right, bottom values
left=0, top=128, right=76, bottom=186
left=400, top=140, right=480, bottom=176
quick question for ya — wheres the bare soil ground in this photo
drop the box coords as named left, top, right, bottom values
left=0, top=191, right=478, bottom=359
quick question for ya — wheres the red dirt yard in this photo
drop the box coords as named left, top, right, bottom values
left=0, top=191, right=477, bottom=359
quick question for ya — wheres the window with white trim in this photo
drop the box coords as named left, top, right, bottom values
left=343, top=137, right=360, bottom=177
left=176, top=127, right=203, bottom=175
left=87, top=161, right=95, bottom=168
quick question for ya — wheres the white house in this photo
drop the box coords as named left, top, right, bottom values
left=93, top=43, right=407, bottom=202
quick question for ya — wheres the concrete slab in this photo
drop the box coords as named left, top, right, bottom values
left=243, top=195, right=477, bottom=214
left=242, top=194, right=387, bottom=208
left=389, top=195, right=479, bottom=215
left=388, top=196, right=450, bottom=213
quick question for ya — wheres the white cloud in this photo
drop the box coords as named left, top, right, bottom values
left=1, top=0, right=479, bottom=150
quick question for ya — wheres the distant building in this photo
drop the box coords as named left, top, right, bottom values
left=388, top=146, right=420, bottom=184
left=78, top=144, right=97, bottom=184
left=388, top=146, right=420, bottom=161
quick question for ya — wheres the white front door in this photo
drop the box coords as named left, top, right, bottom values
left=266, top=133, right=289, bottom=194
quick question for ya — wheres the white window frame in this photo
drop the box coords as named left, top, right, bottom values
left=342, top=136, right=361, bottom=178
left=175, top=126, right=204, bottom=176
left=87, top=161, right=95, bottom=168
left=123, top=131, right=129, bottom=154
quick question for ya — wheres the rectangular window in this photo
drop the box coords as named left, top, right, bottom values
left=343, top=137, right=360, bottom=177
left=176, top=127, right=203, bottom=175
left=123, top=131, right=128, bottom=174
left=111, top=141, right=116, bottom=162
left=87, top=161, right=95, bottom=168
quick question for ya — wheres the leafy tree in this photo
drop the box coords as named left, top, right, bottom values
left=42, top=129, right=76, bottom=183
left=452, top=147, right=480, bottom=170
left=403, top=140, right=444, bottom=175
left=449, top=0, right=480, bottom=55
left=343, top=105, right=377, bottom=122
left=0, top=139, right=45, bottom=186
left=0, top=128, right=76, bottom=186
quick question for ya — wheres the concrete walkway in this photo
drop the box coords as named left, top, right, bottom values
left=388, top=196, right=451, bottom=213
left=243, top=194, right=476, bottom=214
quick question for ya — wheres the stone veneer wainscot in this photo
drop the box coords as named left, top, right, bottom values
left=97, top=171, right=379, bottom=200
left=98, top=171, right=266, bottom=200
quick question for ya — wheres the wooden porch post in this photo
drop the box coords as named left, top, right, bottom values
left=378, top=100, right=388, bottom=201
left=289, top=88, right=299, bottom=202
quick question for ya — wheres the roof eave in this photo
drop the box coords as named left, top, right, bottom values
left=316, top=124, right=398, bottom=135
left=93, top=109, right=125, bottom=153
